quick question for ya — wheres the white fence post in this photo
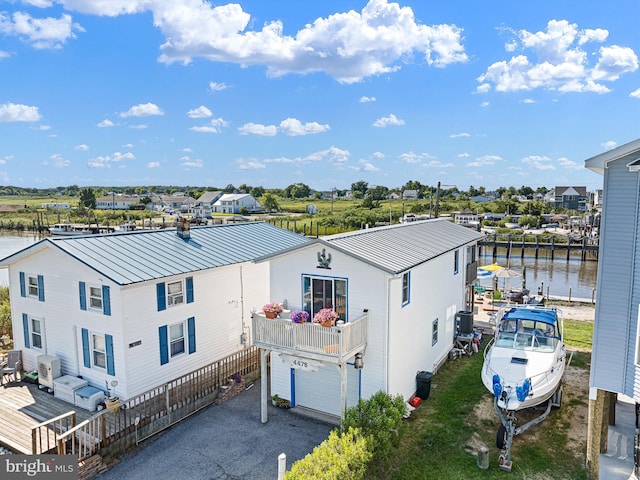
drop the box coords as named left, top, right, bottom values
left=277, top=452, right=287, bottom=479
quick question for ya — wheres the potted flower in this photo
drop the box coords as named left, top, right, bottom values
left=262, top=302, right=284, bottom=319
left=313, top=308, right=340, bottom=327
left=272, top=394, right=291, bottom=409
left=290, top=310, right=309, bottom=324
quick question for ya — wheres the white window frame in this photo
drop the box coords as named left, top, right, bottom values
left=167, top=280, right=184, bottom=307
left=89, top=286, right=103, bottom=311
left=169, top=322, right=186, bottom=358
left=27, top=275, right=39, bottom=298
left=432, top=318, right=439, bottom=346
left=454, top=249, right=459, bottom=274
left=30, top=317, right=44, bottom=350
left=92, top=333, right=106, bottom=369
left=402, top=272, right=410, bottom=306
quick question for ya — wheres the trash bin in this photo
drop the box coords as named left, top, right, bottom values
left=416, top=371, right=433, bottom=400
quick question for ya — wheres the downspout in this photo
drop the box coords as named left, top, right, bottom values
left=385, top=275, right=394, bottom=393
left=239, top=265, right=247, bottom=347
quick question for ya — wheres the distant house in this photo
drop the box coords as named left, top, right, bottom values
left=95, top=196, right=141, bottom=210
left=402, top=190, right=418, bottom=199
left=553, top=186, right=587, bottom=211
left=0, top=223, right=310, bottom=400
left=193, top=191, right=223, bottom=218
left=253, top=219, right=484, bottom=421
left=42, top=203, right=71, bottom=209
left=389, top=192, right=401, bottom=200
left=212, top=194, right=262, bottom=214
left=453, top=210, right=479, bottom=226
left=583, top=138, right=640, bottom=472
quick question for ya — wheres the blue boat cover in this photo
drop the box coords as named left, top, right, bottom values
left=502, top=308, right=558, bottom=325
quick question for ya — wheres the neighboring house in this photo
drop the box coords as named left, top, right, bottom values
left=212, top=194, right=262, bottom=214
left=192, top=191, right=223, bottom=219
left=95, top=196, right=141, bottom=210
left=0, top=222, right=310, bottom=400
left=453, top=210, right=479, bottom=226
left=553, top=186, right=587, bottom=211
left=252, top=219, right=483, bottom=421
left=402, top=189, right=418, bottom=199
left=583, top=138, right=640, bottom=472
left=42, top=203, right=71, bottom=209
left=389, top=192, right=401, bottom=200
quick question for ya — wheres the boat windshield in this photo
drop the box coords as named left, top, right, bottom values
left=495, top=318, right=559, bottom=351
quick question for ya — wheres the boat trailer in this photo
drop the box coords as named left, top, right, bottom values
left=494, top=387, right=561, bottom=472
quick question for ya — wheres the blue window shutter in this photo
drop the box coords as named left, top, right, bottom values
left=22, top=313, right=30, bottom=348
left=105, top=334, right=115, bottom=375
left=37, top=275, right=45, bottom=302
left=19, top=272, right=26, bottom=297
left=186, top=277, right=194, bottom=304
left=159, top=326, right=169, bottom=365
left=157, top=283, right=166, bottom=311
left=79, top=282, right=87, bottom=310
left=102, top=286, right=111, bottom=316
left=81, top=328, right=91, bottom=368
left=187, top=317, right=196, bottom=354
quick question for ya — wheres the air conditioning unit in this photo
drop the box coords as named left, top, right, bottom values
left=37, top=354, right=61, bottom=390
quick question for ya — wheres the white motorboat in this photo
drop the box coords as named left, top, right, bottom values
left=114, top=221, right=137, bottom=232
left=481, top=305, right=567, bottom=471
left=48, top=223, right=100, bottom=236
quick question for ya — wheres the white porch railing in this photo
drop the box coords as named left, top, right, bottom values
left=251, top=312, right=368, bottom=362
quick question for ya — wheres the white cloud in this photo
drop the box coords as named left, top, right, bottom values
left=0, top=11, right=84, bottom=49
left=182, top=147, right=192, bottom=153
left=521, top=155, right=555, bottom=170
left=180, top=157, right=203, bottom=168
left=0, top=155, right=14, bottom=164
left=74, top=144, right=89, bottom=151
left=557, top=157, right=582, bottom=170
left=466, top=155, right=502, bottom=167
left=187, top=105, right=212, bottom=118
left=147, top=161, right=160, bottom=168
left=209, top=81, right=228, bottom=92
left=189, top=117, right=229, bottom=133
left=372, top=151, right=384, bottom=159
left=458, top=152, right=470, bottom=158
left=279, top=118, right=329, bottom=136
left=238, top=122, right=277, bottom=136
left=450, top=132, right=470, bottom=138
left=424, top=160, right=454, bottom=168
left=0, top=51, right=10, bottom=59
left=399, top=151, right=435, bottom=164
left=31, top=124, right=50, bottom=130
left=359, top=96, right=376, bottom=103
left=354, top=159, right=379, bottom=172
left=45, top=153, right=70, bottom=167
left=373, top=113, right=404, bottom=127
left=264, top=146, right=350, bottom=165
left=630, top=88, right=640, bottom=98
left=601, top=140, right=617, bottom=150
left=129, top=124, right=148, bottom=129
left=67, top=0, right=466, bottom=83
left=97, top=119, right=114, bottom=127
left=237, top=158, right=266, bottom=170
left=87, top=151, right=135, bottom=168
left=521, top=98, right=535, bottom=104
left=477, top=19, right=638, bottom=94
left=122, top=143, right=133, bottom=148
left=480, top=101, right=490, bottom=107
left=0, top=102, right=41, bottom=122
left=120, top=102, right=163, bottom=117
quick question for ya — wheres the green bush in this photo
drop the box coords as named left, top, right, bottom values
left=284, top=427, right=371, bottom=480
left=0, top=286, right=11, bottom=337
left=341, top=390, right=406, bottom=464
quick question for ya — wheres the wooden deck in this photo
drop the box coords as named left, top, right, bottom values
left=0, top=380, right=94, bottom=454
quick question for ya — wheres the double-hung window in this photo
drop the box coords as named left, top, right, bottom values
left=159, top=317, right=196, bottom=365
left=89, top=287, right=103, bottom=310
left=20, top=272, right=44, bottom=301
left=22, top=314, right=45, bottom=350
left=28, top=276, right=39, bottom=297
left=31, top=317, right=43, bottom=349
left=167, top=281, right=184, bottom=307
left=170, top=323, right=185, bottom=357
left=81, top=328, right=115, bottom=375
left=92, top=334, right=106, bottom=369
left=402, top=272, right=410, bottom=306
left=302, top=275, right=347, bottom=321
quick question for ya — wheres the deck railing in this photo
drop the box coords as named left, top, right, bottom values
left=31, top=411, right=76, bottom=455
left=55, top=346, right=260, bottom=464
left=252, top=312, right=368, bottom=362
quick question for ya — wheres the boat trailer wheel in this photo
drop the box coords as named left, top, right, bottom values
left=496, top=425, right=507, bottom=449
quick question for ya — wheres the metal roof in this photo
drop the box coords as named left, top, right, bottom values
left=323, top=219, right=485, bottom=274
left=0, top=222, right=311, bottom=286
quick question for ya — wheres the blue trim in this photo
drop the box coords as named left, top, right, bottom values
left=187, top=317, right=196, bottom=354
left=37, top=275, right=45, bottom=302
left=102, top=286, right=111, bottom=316
left=159, top=325, right=169, bottom=365
left=22, top=313, right=30, bottom=348
left=157, top=283, right=166, bottom=311
left=105, top=334, right=115, bottom=375
left=81, top=328, right=90, bottom=368
left=19, top=272, right=25, bottom=297
left=79, top=282, right=87, bottom=310
left=290, top=368, right=296, bottom=407
left=186, top=277, right=194, bottom=304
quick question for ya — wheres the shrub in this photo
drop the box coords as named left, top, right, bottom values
left=285, top=427, right=371, bottom=480
left=341, top=391, right=406, bottom=465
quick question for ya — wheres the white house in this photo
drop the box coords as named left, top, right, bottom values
left=95, top=195, right=141, bottom=210
left=0, top=222, right=311, bottom=400
left=192, top=191, right=223, bottom=218
left=212, top=194, right=262, bottom=214
left=251, top=219, right=483, bottom=422
left=583, top=138, right=640, bottom=473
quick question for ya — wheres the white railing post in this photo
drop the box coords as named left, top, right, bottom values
left=277, top=452, right=287, bottom=479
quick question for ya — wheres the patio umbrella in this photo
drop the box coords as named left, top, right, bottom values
left=479, top=263, right=504, bottom=272
left=495, top=268, right=520, bottom=293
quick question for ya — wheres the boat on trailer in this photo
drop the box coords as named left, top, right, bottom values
left=481, top=305, right=568, bottom=471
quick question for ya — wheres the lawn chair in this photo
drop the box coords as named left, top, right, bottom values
left=1, top=350, right=22, bottom=384
left=474, top=282, right=487, bottom=296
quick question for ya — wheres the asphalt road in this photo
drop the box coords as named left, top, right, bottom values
left=96, top=378, right=333, bottom=480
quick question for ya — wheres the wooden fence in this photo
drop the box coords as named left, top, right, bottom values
left=52, top=347, right=260, bottom=465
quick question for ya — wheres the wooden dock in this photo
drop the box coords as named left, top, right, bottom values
left=479, top=233, right=599, bottom=261
left=0, top=380, right=93, bottom=454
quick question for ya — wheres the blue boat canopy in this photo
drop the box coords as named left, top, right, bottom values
left=502, top=307, right=558, bottom=325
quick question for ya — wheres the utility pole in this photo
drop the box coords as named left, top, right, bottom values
left=434, top=181, right=441, bottom=218
left=331, top=187, right=335, bottom=215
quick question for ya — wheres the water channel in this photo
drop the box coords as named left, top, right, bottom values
left=0, top=234, right=598, bottom=300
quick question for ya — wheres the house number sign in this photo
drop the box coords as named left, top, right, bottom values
left=279, top=354, right=322, bottom=372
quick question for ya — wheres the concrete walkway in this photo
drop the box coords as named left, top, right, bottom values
left=96, top=379, right=333, bottom=480
left=601, top=395, right=637, bottom=480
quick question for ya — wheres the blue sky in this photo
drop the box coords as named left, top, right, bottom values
left=1, top=0, right=638, bottom=192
